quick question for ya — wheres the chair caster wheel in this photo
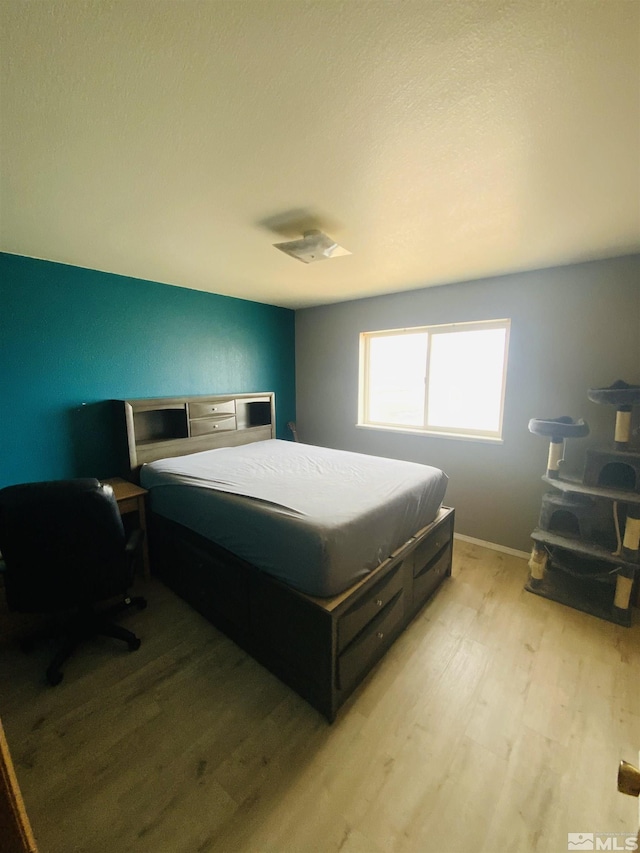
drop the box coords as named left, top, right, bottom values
left=128, top=637, right=141, bottom=652
left=47, top=670, right=63, bottom=686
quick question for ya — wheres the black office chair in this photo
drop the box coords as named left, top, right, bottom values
left=0, top=478, right=146, bottom=685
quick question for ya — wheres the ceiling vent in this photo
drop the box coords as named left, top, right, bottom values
left=273, top=230, right=351, bottom=264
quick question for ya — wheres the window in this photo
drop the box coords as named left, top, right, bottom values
left=358, top=319, right=510, bottom=440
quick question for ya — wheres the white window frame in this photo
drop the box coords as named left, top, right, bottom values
left=358, top=319, right=510, bottom=442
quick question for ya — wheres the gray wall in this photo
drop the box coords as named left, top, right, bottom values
left=295, top=255, right=640, bottom=553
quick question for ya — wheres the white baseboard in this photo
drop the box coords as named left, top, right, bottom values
left=453, top=532, right=529, bottom=561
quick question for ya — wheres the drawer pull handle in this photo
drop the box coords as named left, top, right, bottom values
left=214, top=424, right=219, bottom=429
left=377, top=631, right=384, bottom=640
left=212, top=407, right=218, bottom=411
left=375, top=598, right=383, bottom=607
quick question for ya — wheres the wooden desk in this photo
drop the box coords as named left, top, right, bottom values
left=102, top=478, right=150, bottom=580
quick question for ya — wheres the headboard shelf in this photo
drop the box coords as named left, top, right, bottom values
left=117, top=392, right=276, bottom=476
left=133, top=408, right=189, bottom=443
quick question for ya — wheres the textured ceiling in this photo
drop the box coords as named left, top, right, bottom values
left=1, top=0, right=639, bottom=309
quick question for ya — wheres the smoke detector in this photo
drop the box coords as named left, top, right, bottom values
left=273, top=230, right=351, bottom=264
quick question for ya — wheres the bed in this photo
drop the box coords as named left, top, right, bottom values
left=118, top=392, right=454, bottom=721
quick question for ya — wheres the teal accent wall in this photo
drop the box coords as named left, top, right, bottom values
left=0, top=254, right=296, bottom=487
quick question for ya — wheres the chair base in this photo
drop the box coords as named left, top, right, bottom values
left=21, top=596, right=147, bottom=686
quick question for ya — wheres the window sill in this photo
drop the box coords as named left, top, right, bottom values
left=355, top=423, right=504, bottom=445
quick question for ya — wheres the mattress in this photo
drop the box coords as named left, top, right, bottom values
left=140, top=439, right=448, bottom=597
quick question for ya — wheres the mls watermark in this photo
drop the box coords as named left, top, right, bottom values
left=568, top=833, right=639, bottom=851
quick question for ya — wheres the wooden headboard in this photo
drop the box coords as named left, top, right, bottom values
left=118, top=392, right=276, bottom=476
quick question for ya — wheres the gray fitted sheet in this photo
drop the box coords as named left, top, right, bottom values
left=140, top=439, right=448, bottom=597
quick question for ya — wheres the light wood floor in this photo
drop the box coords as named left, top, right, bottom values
left=1, top=541, right=638, bottom=853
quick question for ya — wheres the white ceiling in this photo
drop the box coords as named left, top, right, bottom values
left=1, top=1, right=639, bottom=309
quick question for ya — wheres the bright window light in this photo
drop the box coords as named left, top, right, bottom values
left=359, top=320, right=510, bottom=440
left=367, top=332, right=428, bottom=426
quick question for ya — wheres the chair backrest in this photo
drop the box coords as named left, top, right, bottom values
left=0, top=479, right=130, bottom=613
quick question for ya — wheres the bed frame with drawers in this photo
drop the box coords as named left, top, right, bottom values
left=118, top=392, right=454, bottom=722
